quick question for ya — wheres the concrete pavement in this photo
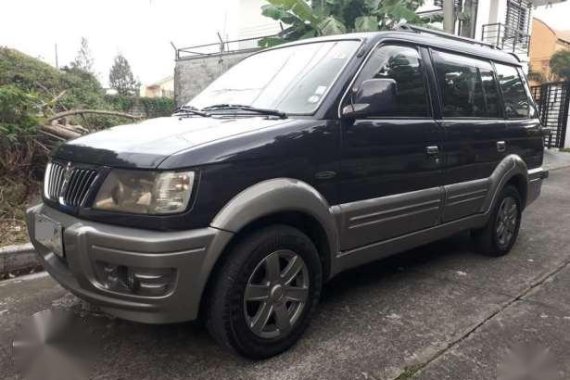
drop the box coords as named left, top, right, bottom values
left=1, top=168, right=570, bottom=380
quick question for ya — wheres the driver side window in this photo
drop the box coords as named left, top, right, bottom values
left=353, top=45, right=429, bottom=117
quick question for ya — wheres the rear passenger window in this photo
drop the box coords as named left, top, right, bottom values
left=355, top=45, right=429, bottom=117
left=432, top=51, right=501, bottom=118
left=495, top=63, right=530, bottom=118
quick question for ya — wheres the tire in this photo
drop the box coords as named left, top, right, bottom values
left=472, top=185, right=522, bottom=257
left=205, top=225, right=322, bottom=359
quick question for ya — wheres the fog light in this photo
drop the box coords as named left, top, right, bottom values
left=95, top=261, right=175, bottom=297
left=126, top=270, right=140, bottom=292
left=101, top=264, right=120, bottom=289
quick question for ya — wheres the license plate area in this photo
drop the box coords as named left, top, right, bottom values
left=35, top=214, right=64, bottom=259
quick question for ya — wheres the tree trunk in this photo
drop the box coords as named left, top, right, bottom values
left=47, top=109, right=141, bottom=124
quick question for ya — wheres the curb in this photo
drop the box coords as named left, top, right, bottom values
left=0, top=243, right=41, bottom=275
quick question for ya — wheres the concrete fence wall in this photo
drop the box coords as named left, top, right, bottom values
left=174, top=50, right=257, bottom=107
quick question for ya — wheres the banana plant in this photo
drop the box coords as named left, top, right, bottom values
left=259, top=0, right=426, bottom=47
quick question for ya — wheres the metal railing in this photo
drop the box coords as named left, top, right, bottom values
left=531, top=82, right=570, bottom=149
left=175, top=35, right=276, bottom=60
left=481, top=23, right=530, bottom=55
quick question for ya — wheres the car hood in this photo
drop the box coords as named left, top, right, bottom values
left=54, top=116, right=289, bottom=168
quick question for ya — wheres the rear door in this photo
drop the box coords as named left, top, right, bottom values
left=430, top=50, right=505, bottom=221
left=338, top=44, right=444, bottom=251
left=494, top=63, right=544, bottom=170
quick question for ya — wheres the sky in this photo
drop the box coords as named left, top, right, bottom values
left=1, top=0, right=570, bottom=87
left=0, top=0, right=240, bottom=86
left=533, top=1, right=570, bottom=30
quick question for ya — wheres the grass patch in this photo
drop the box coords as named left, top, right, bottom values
left=559, top=148, right=570, bottom=153
left=393, top=364, right=423, bottom=380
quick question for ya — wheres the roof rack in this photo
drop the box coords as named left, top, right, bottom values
left=397, top=24, right=498, bottom=50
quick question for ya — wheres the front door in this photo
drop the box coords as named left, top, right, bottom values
left=338, top=44, right=444, bottom=251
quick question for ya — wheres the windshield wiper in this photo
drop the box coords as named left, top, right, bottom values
left=202, top=104, right=287, bottom=119
left=174, top=105, right=211, bottom=117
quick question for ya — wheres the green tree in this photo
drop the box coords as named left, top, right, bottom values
left=550, top=50, right=570, bottom=80
left=259, top=0, right=426, bottom=47
left=109, top=54, right=140, bottom=96
left=71, top=37, right=94, bottom=73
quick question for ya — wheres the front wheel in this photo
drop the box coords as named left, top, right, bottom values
left=472, top=185, right=522, bottom=256
left=205, top=225, right=322, bottom=359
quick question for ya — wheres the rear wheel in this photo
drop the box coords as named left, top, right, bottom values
left=206, top=225, right=322, bottom=359
left=473, top=185, right=522, bottom=256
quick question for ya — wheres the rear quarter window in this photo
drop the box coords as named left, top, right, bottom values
left=494, top=63, right=531, bottom=119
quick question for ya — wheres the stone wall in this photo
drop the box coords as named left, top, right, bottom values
left=174, top=50, right=257, bottom=107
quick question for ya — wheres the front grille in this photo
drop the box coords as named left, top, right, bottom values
left=45, top=162, right=99, bottom=207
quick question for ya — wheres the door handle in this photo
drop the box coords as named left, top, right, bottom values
left=497, top=141, right=506, bottom=153
left=426, top=145, right=439, bottom=155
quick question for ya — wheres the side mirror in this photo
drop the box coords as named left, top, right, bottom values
left=342, top=78, right=397, bottom=118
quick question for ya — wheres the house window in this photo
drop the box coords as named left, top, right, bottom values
left=506, top=0, right=531, bottom=35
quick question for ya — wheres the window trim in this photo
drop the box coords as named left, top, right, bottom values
left=337, top=41, right=433, bottom=120
left=430, top=48, right=505, bottom=121
left=489, top=60, right=507, bottom=120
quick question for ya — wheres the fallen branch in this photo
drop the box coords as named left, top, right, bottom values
left=47, top=109, right=142, bottom=124
left=41, top=125, right=81, bottom=140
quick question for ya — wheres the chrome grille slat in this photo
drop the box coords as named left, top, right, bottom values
left=51, top=165, right=57, bottom=198
left=71, top=170, right=84, bottom=206
left=63, top=170, right=79, bottom=205
left=54, top=165, right=64, bottom=199
left=73, top=169, right=89, bottom=206
left=78, top=172, right=96, bottom=206
left=45, top=162, right=98, bottom=207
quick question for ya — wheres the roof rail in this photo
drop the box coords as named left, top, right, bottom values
left=397, top=24, right=498, bottom=50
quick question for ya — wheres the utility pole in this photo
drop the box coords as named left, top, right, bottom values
left=443, top=0, right=455, bottom=34
left=54, top=43, right=59, bottom=69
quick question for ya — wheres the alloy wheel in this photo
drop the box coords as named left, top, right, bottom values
left=243, top=249, right=309, bottom=339
left=495, top=196, right=519, bottom=248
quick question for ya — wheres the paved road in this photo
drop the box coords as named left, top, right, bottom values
left=1, top=168, right=570, bottom=380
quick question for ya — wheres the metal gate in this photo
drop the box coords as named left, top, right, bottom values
left=531, top=81, right=570, bottom=149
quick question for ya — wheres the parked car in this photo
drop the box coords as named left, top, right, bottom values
left=27, top=26, right=548, bottom=359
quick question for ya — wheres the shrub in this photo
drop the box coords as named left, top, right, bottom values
left=140, top=97, right=175, bottom=117
left=0, top=85, right=40, bottom=143
left=105, top=95, right=175, bottom=118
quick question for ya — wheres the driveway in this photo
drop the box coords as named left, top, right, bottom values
left=1, top=168, right=570, bottom=380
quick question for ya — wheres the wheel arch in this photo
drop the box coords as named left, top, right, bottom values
left=197, top=178, right=339, bottom=318
left=484, top=154, right=529, bottom=213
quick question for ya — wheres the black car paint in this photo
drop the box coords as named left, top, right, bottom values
left=49, top=32, right=544, bottom=232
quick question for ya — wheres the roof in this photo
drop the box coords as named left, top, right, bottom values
left=146, top=75, right=173, bottom=87
left=556, top=30, right=570, bottom=44
left=534, top=18, right=570, bottom=44
left=273, top=30, right=521, bottom=66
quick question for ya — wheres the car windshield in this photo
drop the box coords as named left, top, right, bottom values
left=186, top=40, right=360, bottom=115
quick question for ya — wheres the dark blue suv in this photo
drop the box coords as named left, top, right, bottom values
left=28, top=27, right=547, bottom=359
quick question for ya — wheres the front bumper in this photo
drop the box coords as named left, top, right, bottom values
left=27, top=204, right=233, bottom=324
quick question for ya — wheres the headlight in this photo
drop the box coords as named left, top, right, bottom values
left=93, top=170, right=195, bottom=215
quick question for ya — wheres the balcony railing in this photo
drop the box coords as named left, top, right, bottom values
left=176, top=35, right=275, bottom=61
left=482, top=23, right=530, bottom=55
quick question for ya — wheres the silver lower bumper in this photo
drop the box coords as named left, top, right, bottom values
left=26, top=204, right=233, bottom=323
